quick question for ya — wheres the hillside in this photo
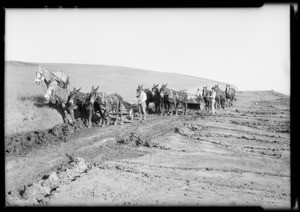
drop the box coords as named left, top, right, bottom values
left=5, top=60, right=237, bottom=135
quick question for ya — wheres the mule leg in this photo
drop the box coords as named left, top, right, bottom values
left=165, top=102, right=169, bottom=115
left=99, top=106, right=105, bottom=127
left=100, top=112, right=104, bottom=127
left=185, top=101, right=188, bottom=115
left=159, top=101, right=162, bottom=115
left=114, top=108, right=118, bottom=125
left=88, top=104, right=93, bottom=128
left=162, top=102, right=165, bottom=115
left=62, top=103, right=72, bottom=126
left=158, top=102, right=161, bottom=115
left=69, top=105, right=76, bottom=125
left=206, top=99, right=209, bottom=111
left=146, top=102, right=149, bottom=114
left=119, top=104, right=124, bottom=125
left=106, top=111, right=110, bottom=126
left=159, top=102, right=164, bottom=116
left=78, top=105, right=84, bottom=122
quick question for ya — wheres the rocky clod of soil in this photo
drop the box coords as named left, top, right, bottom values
left=6, top=156, right=90, bottom=206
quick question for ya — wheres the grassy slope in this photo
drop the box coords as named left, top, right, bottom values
left=5, top=61, right=237, bottom=135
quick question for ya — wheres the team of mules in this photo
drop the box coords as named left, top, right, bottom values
left=35, top=66, right=236, bottom=128
left=201, top=84, right=236, bottom=110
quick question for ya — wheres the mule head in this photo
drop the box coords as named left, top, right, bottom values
left=136, top=85, right=143, bottom=98
left=90, top=86, right=99, bottom=103
left=159, top=83, right=168, bottom=97
left=225, top=84, right=230, bottom=93
left=202, top=86, right=208, bottom=96
left=68, top=87, right=81, bottom=106
left=151, top=83, right=160, bottom=96
left=35, top=66, right=45, bottom=85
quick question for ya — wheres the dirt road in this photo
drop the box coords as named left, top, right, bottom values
left=5, top=90, right=290, bottom=208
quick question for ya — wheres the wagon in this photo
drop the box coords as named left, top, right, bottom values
left=187, top=102, right=201, bottom=110
left=175, top=93, right=205, bottom=112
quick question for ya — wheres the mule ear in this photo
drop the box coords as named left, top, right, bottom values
left=77, top=87, right=81, bottom=92
left=92, top=86, right=94, bottom=90
left=73, top=87, right=76, bottom=92
left=156, top=84, right=159, bottom=87
left=95, top=86, right=99, bottom=91
left=141, top=85, right=143, bottom=88
left=165, top=83, right=168, bottom=87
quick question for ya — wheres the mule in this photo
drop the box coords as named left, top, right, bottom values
left=225, top=85, right=236, bottom=107
left=35, top=66, right=69, bottom=102
left=202, top=86, right=211, bottom=110
left=67, top=87, right=93, bottom=127
left=90, top=86, right=124, bottom=127
left=151, top=84, right=163, bottom=115
left=213, top=84, right=226, bottom=109
left=143, top=87, right=154, bottom=114
left=159, top=83, right=188, bottom=116
left=35, top=66, right=73, bottom=125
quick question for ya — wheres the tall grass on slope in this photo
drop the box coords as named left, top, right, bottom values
left=17, top=94, right=45, bottom=104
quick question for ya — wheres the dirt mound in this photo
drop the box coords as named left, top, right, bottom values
left=175, top=123, right=204, bottom=138
left=116, top=132, right=171, bottom=150
left=5, top=119, right=86, bottom=157
left=117, top=132, right=154, bottom=147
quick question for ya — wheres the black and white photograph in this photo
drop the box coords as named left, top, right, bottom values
left=4, top=4, right=294, bottom=208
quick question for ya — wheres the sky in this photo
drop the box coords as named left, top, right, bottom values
left=5, top=5, right=291, bottom=95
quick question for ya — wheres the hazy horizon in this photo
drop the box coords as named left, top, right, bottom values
left=5, top=5, right=291, bottom=95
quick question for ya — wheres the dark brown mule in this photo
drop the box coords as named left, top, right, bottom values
left=143, top=87, right=154, bottom=114
left=159, top=83, right=188, bottom=116
left=68, top=87, right=92, bottom=127
left=225, top=85, right=236, bottom=107
left=202, top=86, right=211, bottom=110
left=151, top=84, right=163, bottom=115
left=89, top=86, right=124, bottom=127
left=213, top=84, right=226, bottom=109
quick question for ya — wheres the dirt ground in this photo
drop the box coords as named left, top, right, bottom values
left=5, top=90, right=290, bottom=208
